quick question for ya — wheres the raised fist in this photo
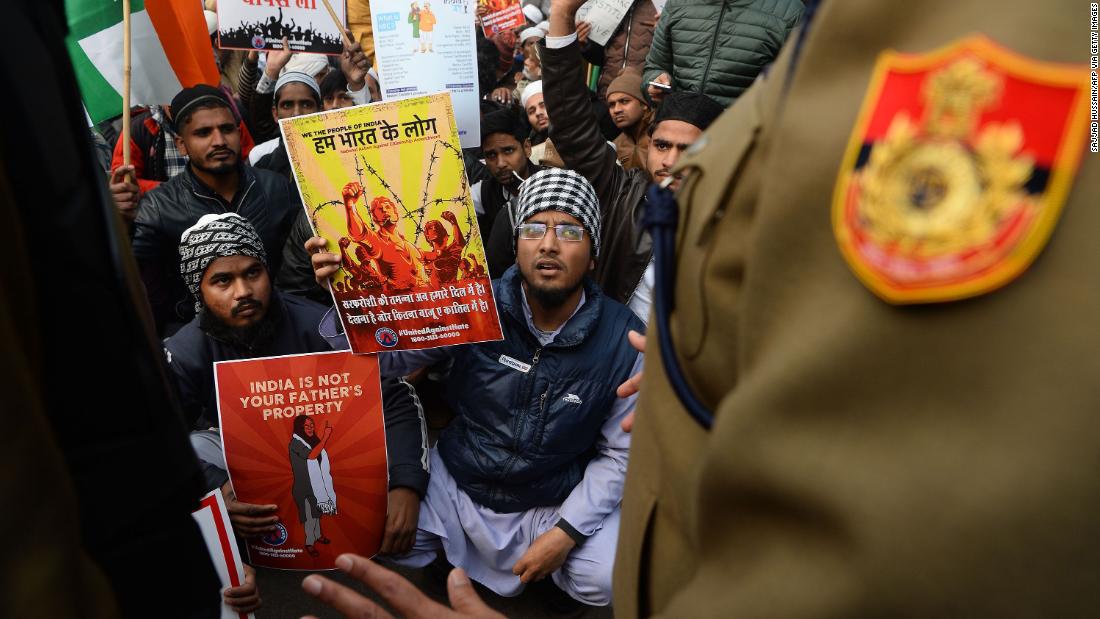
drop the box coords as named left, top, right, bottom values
left=339, top=237, right=351, bottom=249
left=342, top=181, right=364, bottom=202
left=441, top=210, right=458, bottom=225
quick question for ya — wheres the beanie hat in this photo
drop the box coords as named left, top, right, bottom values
left=607, top=70, right=646, bottom=104
left=170, top=84, right=231, bottom=130
left=514, top=168, right=601, bottom=257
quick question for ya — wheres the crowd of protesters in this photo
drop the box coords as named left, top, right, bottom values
left=93, top=0, right=801, bottom=614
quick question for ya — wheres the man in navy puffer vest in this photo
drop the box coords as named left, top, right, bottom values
left=309, top=168, right=644, bottom=607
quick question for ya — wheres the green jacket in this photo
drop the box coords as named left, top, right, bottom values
left=642, top=0, right=802, bottom=107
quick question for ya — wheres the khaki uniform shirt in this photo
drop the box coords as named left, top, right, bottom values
left=615, top=1, right=1100, bottom=616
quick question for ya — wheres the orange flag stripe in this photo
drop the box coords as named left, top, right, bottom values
left=145, top=0, right=219, bottom=88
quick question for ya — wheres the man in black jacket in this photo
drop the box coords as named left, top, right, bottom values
left=166, top=213, right=430, bottom=555
left=131, top=84, right=299, bottom=336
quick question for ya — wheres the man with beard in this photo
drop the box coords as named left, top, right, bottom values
left=166, top=213, right=431, bottom=557
left=520, top=80, right=564, bottom=168
left=307, top=168, right=644, bottom=608
left=471, top=109, right=543, bottom=277
left=131, top=85, right=299, bottom=336
left=540, top=0, right=725, bottom=319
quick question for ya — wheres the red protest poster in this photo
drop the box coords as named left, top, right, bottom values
left=479, top=0, right=525, bottom=37
left=215, top=351, right=387, bottom=570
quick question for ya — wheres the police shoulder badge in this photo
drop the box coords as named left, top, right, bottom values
left=833, top=35, right=1090, bottom=304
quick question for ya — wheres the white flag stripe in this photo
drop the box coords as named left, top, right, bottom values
left=78, top=9, right=182, bottom=107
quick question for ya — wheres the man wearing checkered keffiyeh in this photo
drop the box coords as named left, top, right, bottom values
left=365, top=167, right=644, bottom=607
left=514, top=168, right=602, bottom=257
left=178, top=212, right=268, bottom=312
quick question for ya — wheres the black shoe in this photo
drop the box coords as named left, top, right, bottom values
left=305, top=545, right=319, bottom=557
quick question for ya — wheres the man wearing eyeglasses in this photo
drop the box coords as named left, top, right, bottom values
left=307, top=168, right=644, bottom=609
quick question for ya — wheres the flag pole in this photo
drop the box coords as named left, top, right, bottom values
left=320, top=0, right=354, bottom=46
left=122, top=0, right=132, bottom=167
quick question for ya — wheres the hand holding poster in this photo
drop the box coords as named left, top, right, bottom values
left=369, top=0, right=481, bottom=147
left=280, top=93, right=504, bottom=354
left=216, top=351, right=387, bottom=570
left=218, top=0, right=347, bottom=55
left=479, top=0, right=525, bottom=37
left=192, top=491, right=255, bottom=618
left=575, top=0, right=633, bottom=47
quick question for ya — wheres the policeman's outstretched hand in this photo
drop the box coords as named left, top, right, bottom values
left=109, top=165, right=141, bottom=224
left=301, top=554, right=505, bottom=619
left=616, top=330, right=647, bottom=433
left=306, top=236, right=341, bottom=289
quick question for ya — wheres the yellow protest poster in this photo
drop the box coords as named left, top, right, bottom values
left=280, top=93, right=503, bottom=353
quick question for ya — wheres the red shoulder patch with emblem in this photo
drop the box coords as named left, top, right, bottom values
left=833, top=36, right=1090, bottom=304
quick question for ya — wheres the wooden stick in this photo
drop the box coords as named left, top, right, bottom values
left=319, top=0, right=354, bottom=46
left=122, top=0, right=132, bottom=167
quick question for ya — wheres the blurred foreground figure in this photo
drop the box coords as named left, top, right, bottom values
left=1, top=2, right=220, bottom=616
left=616, top=0, right=1100, bottom=617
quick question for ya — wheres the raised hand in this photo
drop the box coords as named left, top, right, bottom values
left=342, top=181, right=364, bottom=202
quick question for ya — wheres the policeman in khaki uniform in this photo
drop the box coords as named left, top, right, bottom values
left=615, top=0, right=1099, bottom=617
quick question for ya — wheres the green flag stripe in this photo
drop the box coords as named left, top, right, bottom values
left=65, top=37, right=122, bottom=124
left=64, top=0, right=147, bottom=41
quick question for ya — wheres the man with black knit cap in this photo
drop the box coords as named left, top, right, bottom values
left=541, top=0, right=725, bottom=320
left=308, top=168, right=644, bottom=608
left=166, top=212, right=431, bottom=556
left=132, top=84, right=299, bottom=336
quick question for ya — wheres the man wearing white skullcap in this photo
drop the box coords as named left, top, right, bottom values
left=522, top=4, right=543, bottom=24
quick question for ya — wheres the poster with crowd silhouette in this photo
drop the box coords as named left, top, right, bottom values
left=218, top=0, right=347, bottom=55
left=216, top=350, right=388, bottom=570
left=280, top=93, right=504, bottom=354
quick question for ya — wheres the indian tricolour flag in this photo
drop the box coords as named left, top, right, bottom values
left=66, top=0, right=220, bottom=124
